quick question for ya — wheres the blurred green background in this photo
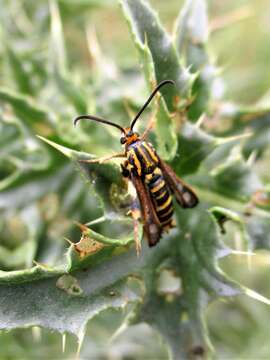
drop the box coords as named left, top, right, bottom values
left=1, top=0, right=270, bottom=359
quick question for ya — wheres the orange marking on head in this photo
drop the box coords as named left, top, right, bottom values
left=126, top=134, right=138, bottom=145
left=122, top=127, right=140, bottom=145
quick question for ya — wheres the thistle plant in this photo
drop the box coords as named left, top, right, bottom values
left=1, top=0, right=270, bottom=359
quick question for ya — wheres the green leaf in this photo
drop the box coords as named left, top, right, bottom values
left=171, top=123, right=252, bottom=176
left=0, top=88, right=54, bottom=130
left=171, top=122, right=217, bottom=176
left=0, top=208, right=240, bottom=358
left=210, top=145, right=262, bottom=202
left=5, top=45, right=34, bottom=96
left=121, top=0, right=191, bottom=111
left=156, top=98, right=178, bottom=161
left=0, top=164, right=73, bottom=210
left=246, top=215, right=270, bottom=250
left=67, top=223, right=138, bottom=271
left=175, top=0, right=215, bottom=120
left=221, top=104, right=270, bottom=157
left=0, top=267, right=141, bottom=336
left=37, top=136, right=124, bottom=213
left=209, top=206, right=250, bottom=251
left=53, top=72, right=89, bottom=114
left=133, top=207, right=241, bottom=359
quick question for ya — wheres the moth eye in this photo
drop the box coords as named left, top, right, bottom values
left=127, top=130, right=133, bottom=136
left=120, top=137, right=126, bottom=144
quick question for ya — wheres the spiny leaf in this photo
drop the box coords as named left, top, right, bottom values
left=0, top=164, right=73, bottom=210
left=209, top=206, right=250, bottom=250
left=220, top=103, right=270, bottom=157
left=171, top=121, right=217, bottom=176
left=175, top=0, right=216, bottom=120
left=132, top=207, right=241, bottom=359
left=37, top=136, right=124, bottom=213
left=0, top=272, right=140, bottom=336
left=119, top=14, right=178, bottom=162
left=171, top=122, right=252, bottom=176
left=67, top=221, right=139, bottom=271
left=0, top=88, right=55, bottom=130
left=53, top=72, right=89, bottom=114
left=210, top=145, right=262, bottom=202
left=121, top=0, right=191, bottom=111
left=0, top=118, right=52, bottom=191
left=5, top=45, right=34, bottom=96
left=156, top=98, right=178, bottom=161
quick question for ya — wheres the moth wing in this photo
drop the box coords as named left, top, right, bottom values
left=159, top=159, right=199, bottom=208
left=130, top=173, right=162, bottom=247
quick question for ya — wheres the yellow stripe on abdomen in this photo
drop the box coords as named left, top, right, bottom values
left=151, top=180, right=166, bottom=193
left=156, top=195, right=172, bottom=212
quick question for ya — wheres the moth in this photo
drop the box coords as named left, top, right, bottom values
left=74, top=80, right=198, bottom=253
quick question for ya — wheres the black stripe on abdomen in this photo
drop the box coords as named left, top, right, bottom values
left=148, top=172, right=174, bottom=228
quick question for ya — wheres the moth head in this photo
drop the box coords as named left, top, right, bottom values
left=120, top=128, right=140, bottom=145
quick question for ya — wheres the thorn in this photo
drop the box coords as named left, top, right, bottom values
left=32, top=326, right=41, bottom=342
left=195, top=113, right=206, bottom=129
left=217, top=132, right=253, bottom=145
left=231, top=250, right=255, bottom=256
left=64, top=237, right=73, bottom=246
left=62, top=333, right=66, bottom=353
left=246, top=150, right=258, bottom=167
left=76, top=330, right=85, bottom=360
left=33, top=260, right=50, bottom=269
left=78, top=158, right=96, bottom=163
left=85, top=216, right=106, bottom=226
left=245, top=288, right=270, bottom=306
left=109, top=322, right=128, bottom=344
left=86, top=25, right=102, bottom=65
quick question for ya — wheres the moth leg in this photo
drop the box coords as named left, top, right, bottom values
left=79, top=152, right=125, bottom=164
left=141, top=109, right=156, bottom=140
left=130, top=200, right=142, bottom=256
left=126, top=177, right=142, bottom=255
left=121, top=160, right=130, bottom=178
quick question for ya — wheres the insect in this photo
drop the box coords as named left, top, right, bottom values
left=74, top=80, right=198, bottom=253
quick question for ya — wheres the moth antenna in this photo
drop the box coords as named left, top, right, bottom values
left=130, top=79, right=175, bottom=130
left=74, top=115, right=125, bottom=133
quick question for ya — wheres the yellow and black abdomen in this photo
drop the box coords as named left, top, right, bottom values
left=126, top=140, right=174, bottom=231
left=145, top=168, right=174, bottom=231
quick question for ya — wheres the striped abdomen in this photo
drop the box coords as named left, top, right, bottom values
left=145, top=168, right=174, bottom=231
left=126, top=140, right=174, bottom=231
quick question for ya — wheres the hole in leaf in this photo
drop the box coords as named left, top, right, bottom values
left=56, top=274, right=83, bottom=296
left=157, top=269, right=182, bottom=296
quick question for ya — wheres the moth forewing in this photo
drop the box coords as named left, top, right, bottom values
left=131, top=173, right=162, bottom=247
left=159, top=159, right=199, bottom=209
